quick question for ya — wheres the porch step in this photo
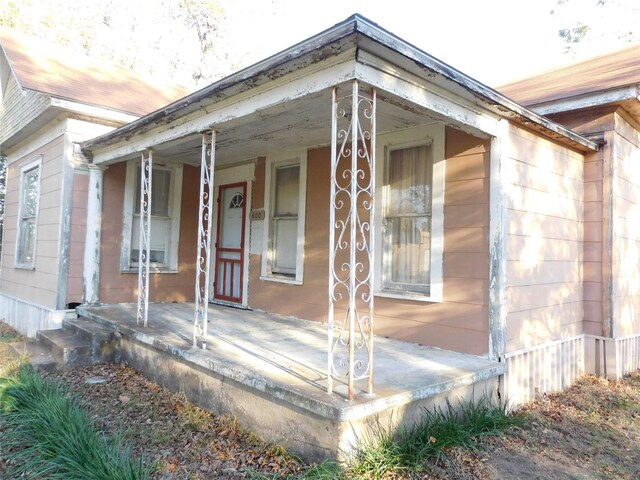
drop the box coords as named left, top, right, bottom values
left=10, top=340, right=57, bottom=372
left=36, top=329, right=92, bottom=367
left=63, top=317, right=119, bottom=364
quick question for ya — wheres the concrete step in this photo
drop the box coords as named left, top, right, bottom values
left=10, top=340, right=57, bottom=371
left=36, top=329, right=92, bottom=367
left=63, top=317, right=119, bottom=364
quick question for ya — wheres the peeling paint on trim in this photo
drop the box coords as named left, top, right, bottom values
left=488, top=120, right=509, bottom=360
left=56, top=134, right=75, bottom=309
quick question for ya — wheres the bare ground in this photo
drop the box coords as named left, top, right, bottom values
left=3, top=321, right=640, bottom=479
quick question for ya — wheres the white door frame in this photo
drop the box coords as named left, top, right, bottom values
left=210, top=162, right=255, bottom=307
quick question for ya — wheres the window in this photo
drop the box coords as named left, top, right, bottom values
left=384, top=145, right=432, bottom=292
left=16, top=158, right=41, bottom=268
left=375, top=125, right=445, bottom=301
left=261, top=150, right=307, bottom=283
left=121, top=160, right=183, bottom=272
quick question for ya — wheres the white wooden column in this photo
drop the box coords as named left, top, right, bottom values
left=136, top=150, right=152, bottom=326
left=82, top=164, right=107, bottom=305
left=488, top=119, right=510, bottom=360
left=194, top=131, right=215, bottom=349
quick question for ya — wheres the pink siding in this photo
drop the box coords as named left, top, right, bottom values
left=505, top=125, right=584, bottom=352
left=248, top=128, right=491, bottom=356
left=0, top=134, right=64, bottom=308
left=99, top=163, right=199, bottom=303
left=611, top=113, right=640, bottom=337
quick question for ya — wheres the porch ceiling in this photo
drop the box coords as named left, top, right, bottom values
left=119, top=84, right=442, bottom=167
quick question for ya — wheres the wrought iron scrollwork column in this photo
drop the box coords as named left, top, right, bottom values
left=328, top=81, right=377, bottom=400
left=137, top=150, right=152, bottom=326
left=194, top=131, right=216, bottom=349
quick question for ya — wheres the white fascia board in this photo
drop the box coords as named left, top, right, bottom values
left=89, top=53, right=358, bottom=165
left=529, top=85, right=640, bottom=116
left=5, top=117, right=67, bottom=164
left=354, top=52, right=498, bottom=138
left=49, top=97, right=140, bottom=124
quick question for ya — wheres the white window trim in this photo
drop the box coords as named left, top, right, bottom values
left=15, top=156, right=42, bottom=270
left=374, top=124, right=445, bottom=302
left=261, top=149, right=307, bottom=285
left=120, top=159, right=183, bottom=273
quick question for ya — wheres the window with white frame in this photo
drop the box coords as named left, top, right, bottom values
left=261, top=150, right=307, bottom=283
left=16, top=159, right=41, bottom=268
left=375, top=124, right=445, bottom=301
left=121, top=160, right=183, bottom=272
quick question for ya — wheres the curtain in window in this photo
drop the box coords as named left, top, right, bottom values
left=385, top=145, right=432, bottom=290
left=272, top=165, right=299, bottom=274
left=132, top=168, right=171, bottom=265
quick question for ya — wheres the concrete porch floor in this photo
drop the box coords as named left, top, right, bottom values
left=77, top=302, right=504, bottom=460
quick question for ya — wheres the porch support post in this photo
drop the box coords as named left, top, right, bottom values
left=194, top=130, right=215, bottom=349
left=488, top=119, right=509, bottom=360
left=82, top=164, right=107, bottom=305
left=328, top=81, right=376, bottom=400
left=136, top=150, right=152, bottom=327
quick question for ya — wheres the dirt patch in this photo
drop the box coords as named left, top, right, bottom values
left=421, top=374, right=640, bottom=480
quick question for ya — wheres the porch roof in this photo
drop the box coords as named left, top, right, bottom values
left=77, top=302, right=503, bottom=419
left=80, top=14, right=597, bottom=165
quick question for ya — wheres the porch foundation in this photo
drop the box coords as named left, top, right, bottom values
left=77, top=303, right=503, bottom=461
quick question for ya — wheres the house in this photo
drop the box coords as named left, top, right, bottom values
left=0, top=27, right=191, bottom=333
left=1, top=15, right=639, bottom=459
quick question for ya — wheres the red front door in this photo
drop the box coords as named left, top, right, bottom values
left=213, top=182, right=247, bottom=303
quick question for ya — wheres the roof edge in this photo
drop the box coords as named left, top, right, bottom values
left=350, top=16, right=597, bottom=151
left=81, top=14, right=597, bottom=153
left=81, top=15, right=362, bottom=151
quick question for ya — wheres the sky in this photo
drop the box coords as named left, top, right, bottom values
left=214, top=0, right=639, bottom=88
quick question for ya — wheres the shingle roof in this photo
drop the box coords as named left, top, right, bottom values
left=498, top=43, right=640, bottom=107
left=0, top=28, right=192, bottom=116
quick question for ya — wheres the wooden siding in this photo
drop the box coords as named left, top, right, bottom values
left=0, top=73, right=49, bottom=145
left=99, top=163, right=199, bottom=303
left=611, top=113, right=640, bottom=337
left=248, top=128, right=491, bottom=356
left=583, top=147, right=604, bottom=336
left=505, top=125, right=584, bottom=352
left=0, top=134, right=64, bottom=308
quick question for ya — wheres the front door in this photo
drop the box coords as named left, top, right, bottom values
left=213, top=182, right=247, bottom=304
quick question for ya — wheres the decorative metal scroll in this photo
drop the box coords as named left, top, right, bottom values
left=194, top=131, right=216, bottom=348
left=136, top=150, right=152, bottom=327
left=328, top=81, right=376, bottom=400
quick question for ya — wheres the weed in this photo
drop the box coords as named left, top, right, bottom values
left=178, top=401, right=211, bottom=431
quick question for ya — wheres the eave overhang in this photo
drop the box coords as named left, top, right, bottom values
left=81, top=14, right=597, bottom=161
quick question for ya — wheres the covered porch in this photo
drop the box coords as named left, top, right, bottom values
left=80, top=15, right=510, bottom=404
left=76, top=301, right=503, bottom=460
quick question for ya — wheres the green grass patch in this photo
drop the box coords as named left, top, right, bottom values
left=0, top=364, right=152, bottom=479
left=345, top=394, right=521, bottom=479
left=251, top=394, right=520, bottom=480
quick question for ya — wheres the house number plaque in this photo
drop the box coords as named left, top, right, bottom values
left=250, top=209, right=265, bottom=221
